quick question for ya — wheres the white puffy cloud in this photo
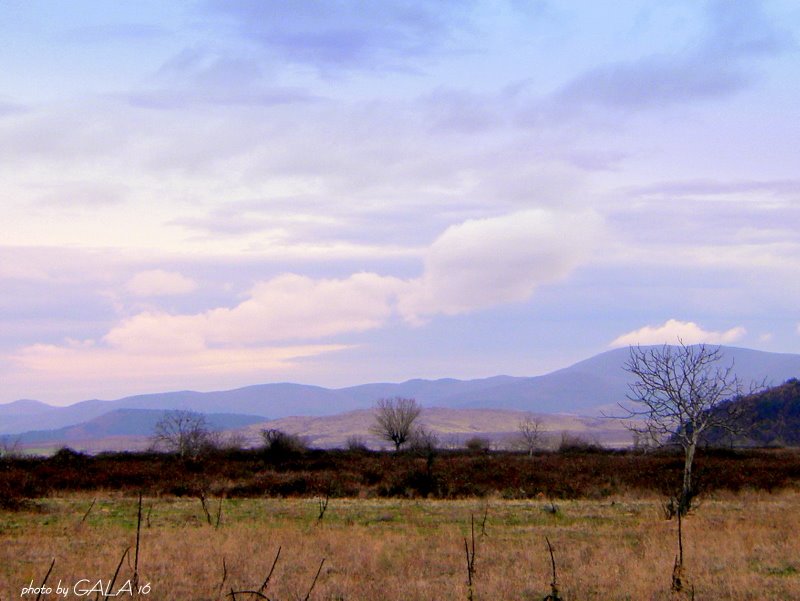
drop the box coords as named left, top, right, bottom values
left=204, top=273, right=405, bottom=343
left=399, top=209, right=603, bottom=322
left=111, top=210, right=602, bottom=348
left=104, top=312, right=207, bottom=353
left=106, top=272, right=405, bottom=352
left=6, top=271, right=404, bottom=399
left=126, top=270, right=198, bottom=297
left=609, top=319, right=746, bottom=348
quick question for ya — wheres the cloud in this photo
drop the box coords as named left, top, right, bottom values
left=34, top=181, right=129, bottom=208
left=109, top=272, right=405, bottom=351
left=554, top=55, right=746, bottom=110
left=126, top=270, right=198, bottom=297
left=11, top=341, right=348, bottom=383
left=399, top=209, right=603, bottom=321
left=29, top=211, right=602, bottom=350
left=206, top=1, right=476, bottom=73
left=5, top=272, right=403, bottom=396
left=609, top=319, right=747, bottom=348
left=202, top=272, right=405, bottom=343
left=128, top=52, right=317, bottom=109
left=4, top=208, right=602, bottom=397
left=627, top=179, right=800, bottom=201
left=548, top=0, right=789, bottom=112
left=0, top=99, right=27, bottom=117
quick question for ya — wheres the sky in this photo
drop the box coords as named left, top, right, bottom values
left=1, top=0, right=799, bottom=405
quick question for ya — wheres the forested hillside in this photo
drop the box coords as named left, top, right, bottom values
left=707, top=379, right=800, bottom=446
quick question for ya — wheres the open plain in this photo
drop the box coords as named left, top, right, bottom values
left=3, top=487, right=800, bottom=600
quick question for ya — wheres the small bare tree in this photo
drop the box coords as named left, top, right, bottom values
left=152, top=410, right=214, bottom=458
left=0, top=436, right=21, bottom=459
left=621, top=342, right=755, bottom=514
left=370, top=397, right=422, bottom=451
left=518, top=414, right=544, bottom=456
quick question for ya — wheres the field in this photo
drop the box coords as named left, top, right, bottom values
left=3, top=449, right=800, bottom=600
left=2, top=491, right=800, bottom=600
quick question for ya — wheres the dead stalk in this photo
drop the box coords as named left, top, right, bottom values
left=543, top=537, right=562, bottom=601
left=134, top=492, right=142, bottom=590
left=316, top=495, right=329, bottom=523
left=260, top=546, right=282, bottom=592
left=79, top=498, right=96, bottom=525
left=464, top=514, right=476, bottom=601
left=302, top=558, right=326, bottom=601
left=218, top=557, right=228, bottom=596
left=103, top=547, right=130, bottom=601
left=200, top=492, right=213, bottom=525
left=34, top=558, right=55, bottom=601
left=215, top=498, right=224, bottom=529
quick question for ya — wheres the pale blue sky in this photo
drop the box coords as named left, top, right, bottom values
left=1, top=0, right=799, bottom=405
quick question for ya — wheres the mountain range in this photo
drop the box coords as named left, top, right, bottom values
left=2, top=345, right=799, bottom=448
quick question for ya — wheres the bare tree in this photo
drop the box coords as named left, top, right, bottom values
left=408, top=427, right=439, bottom=454
left=518, top=414, right=544, bottom=456
left=0, top=436, right=21, bottom=459
left=409, top=427, right=439, bottom=480
left=621, top=342, right=755, bottom=514
left=152, top=410, right=214, bottom=458
left=370, top=397, right=422, bottom=451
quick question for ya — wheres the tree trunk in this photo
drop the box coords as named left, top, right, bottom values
left=680, top=439, right=697, bottom=514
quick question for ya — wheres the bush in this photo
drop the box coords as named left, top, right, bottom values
left=465, top=436, right=491, bottom=453
left=0, top=462, right=47, bottom=510
left=261, top=429, right=308, bottom=457
left=345, top=435, right=369, bottom=452
left=557, top=433, right=603, bottom=453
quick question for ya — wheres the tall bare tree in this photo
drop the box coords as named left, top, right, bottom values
left=621, top=342, right=754, bottom=514
left=152, top=410, right=214, bottom=458
left=518, top=414, right=544, bottom=456
left=370, top=397, right=422, bottom=451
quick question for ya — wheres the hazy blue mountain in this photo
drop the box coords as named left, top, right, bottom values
left=338, top=375, right=519, bottom=405
left=14, top=409, right=267, bottom=445
left=1, top=345, right=798, bottom=436
left=0, top=384, right=340, bottom=435
left=0, top=399, right=54, bottom=418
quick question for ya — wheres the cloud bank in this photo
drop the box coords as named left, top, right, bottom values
left=8, top=208, right=602, bottom=391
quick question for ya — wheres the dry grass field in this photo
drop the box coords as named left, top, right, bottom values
left=2, top=490, right=800, bottom=600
